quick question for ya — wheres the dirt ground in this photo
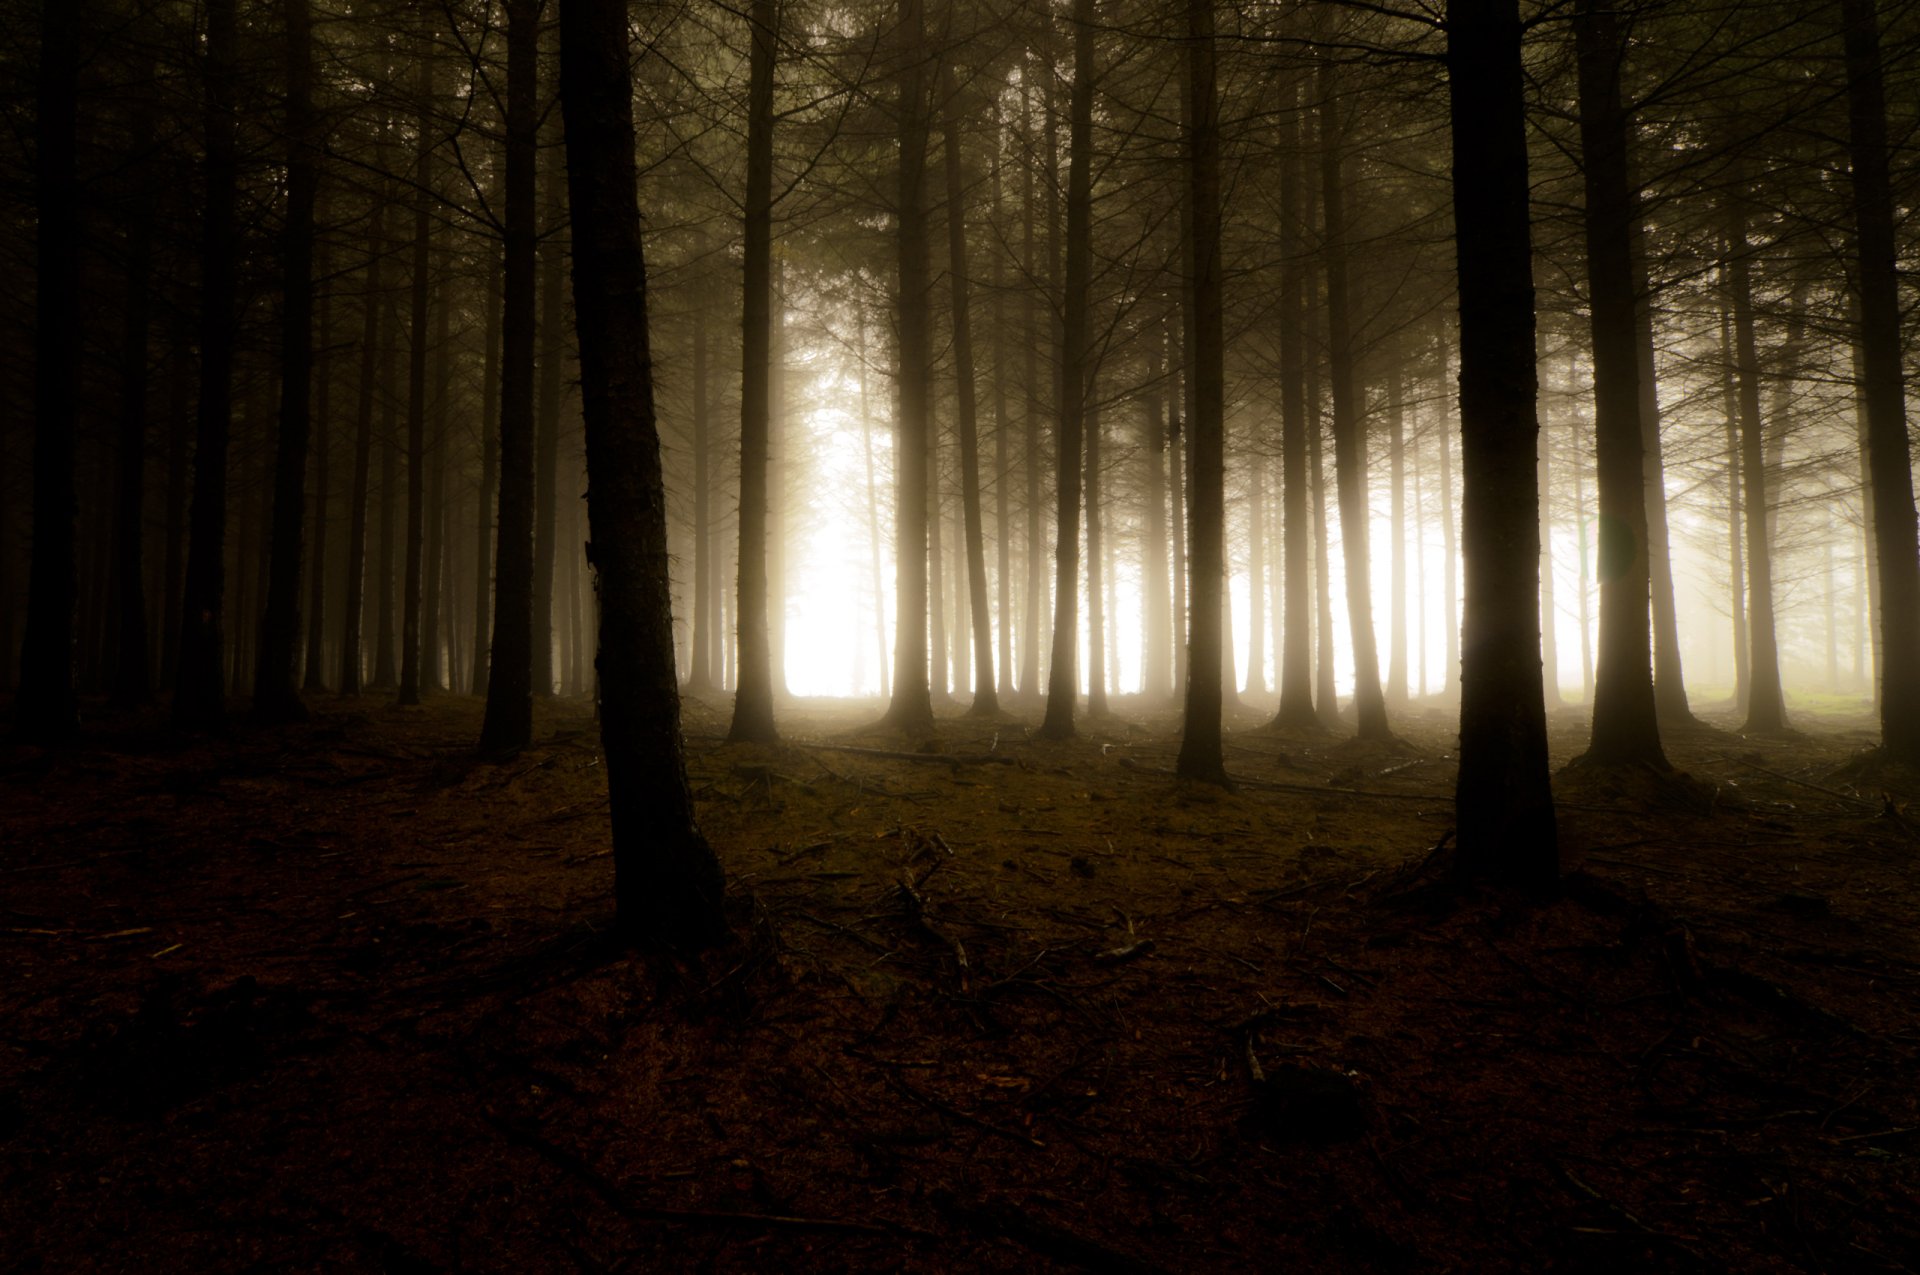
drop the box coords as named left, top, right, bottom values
left=4, top=687, right=1918, bottom=1272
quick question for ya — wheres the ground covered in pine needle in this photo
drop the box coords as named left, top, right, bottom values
left=4, top=689, right=1919, bottom=1272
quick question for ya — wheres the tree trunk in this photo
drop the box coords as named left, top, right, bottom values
left=1246, top=458, right=1267, bottom=698
left=1318, top=53, right=1389, bottom=741
left=479, top=0, right=539, bottom=752
left=729, top=0, right=779, bottom=740
left=422, top=242, right=453, bottom=693
left=858, top=306, right=889, bottom=698
left=471, top=247, right=502, bottom=694
left=557, top=0, right=727, bottom=948
left=303, top=233, right=335, bottom=693
left=1436, top=333, right=1460, bottom=698
left=1720, top=302, right=1748, bottom=709
left=1272, top=83, right=1315, bottom=728
left=1841, top=0, right=1920, bottom=762
left=253, top=0, right=318, bottom=723
left=109, top=51, right=157, bottom=709
left=532, top=158, right=566, bottom=699
left=1176, top=0, right=1229, bottom=784
left=882, top=0, right=935, bottom=734
left=1386, top=372, right=1407, bottom=705
left=1449, top=0, right=1558, bottom=889
left=1037, top=0, right=1094, bottom=740
left=1725, top=194, right=1788, bottom=735
left=398, top=45, right=433, bottom=707
left=1142, top=333, right=1171, bottom=701
left=372, top=307, right=400, bottom=691
left=941, top=66, right=998, bottom=715
left=341, top=187, right=387, bottom=696
left=171, top=0, right=238, bottom=733
left=1630, top=222, right=1696, bottom=726
left=1086, top=394, right=1108, bottom=716
left=1018, top=72, right=1043, bottom=699
left=1537, top=402, right=1561, bottom=708
left=990, top=130, right=1015, bottom=701
left=1575, top=0, right=1666, bottom=768
left=1309, top=355, right=1338, bottom=724
left=17, top=0, right=83, bottom=739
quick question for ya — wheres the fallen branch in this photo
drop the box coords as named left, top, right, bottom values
left=798, top=742, right=1016, bottom=766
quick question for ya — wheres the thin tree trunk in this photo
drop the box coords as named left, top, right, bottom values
left=941, top=66, right=998, bottom=715
left=882, top=0, right=935, bottom=733
left=1309, top=355, right=1338, bottom=723
left=1449, top=0, right=1557, bottom=889
left=1086, top=394, right=1108, bottom=716
left=1037, top=0, right=1094, bottom=740
left=422, top=242, right=453, bottom=692
left=1176, top=0, right=1228, bottom=784
left=479, top=0, right=540, bottom=752
left=1319, top=54, right=1389, bottom=740
left=858, top=306, right=889, bottom=698
left=398, top=45, right=434, bottom=706
left=689, top=258, right=713, bottom=691
left=729, top=0, right=779, bottom=740
left=1841, top=0, right=1920, bottom=761
left=1537, top=402, right=1561, bottom=708
left=1436, top=333, right=1459, bottom=698
left=303, top=233, right=334, bottom=693
left=372, top=302, right=400, bottom=691
left=109, top=53, right=157, bottom=709
left=1386, top=371, right=1407, bottom=704
left=341, top=189, right=387, bottom=695
left=1142, top=334, right=1170, bottom=700
left=471, top=247, right=501, bottom=694
left=1272, top=76, right=1314, bottom=728
left=171, top=0, right=238, bottom=733
left=1246, top=458, right=1267, bottom=698
left=254, top=0, right=318, bottom=722
left=1721, top=302, right=1748, bottom=709
left=990, top=125, right=1014, bottom=701
left=1019, top=71, right=1043, bottom=698
left=532, top=158, right=566, bottom=699
left=1725, top=195, right=1788, bottom=735
left=1576, top=0, right=1666, bottom=767
left=557, top=0, right=727, bottom=948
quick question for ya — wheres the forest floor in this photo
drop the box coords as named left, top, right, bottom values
left=4, top=687, right=1919, bottom=1272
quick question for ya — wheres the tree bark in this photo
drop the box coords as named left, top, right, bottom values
left=941, top=65, right=998, bottom=715
left=882, top=0, right=935, bottom=734
left=109, top=48, right=157, bottom=709
left=1318, top=53, right=1389, bottom=741
left=479, top=0, right=539, bottom=752
left=1841, top=0, right=1920, bottom=762
left=1449, top=0, right=1557, bottom=889
left=303, top=233, right=335, bottom=693
left=729, top=0, right=779, bottom=740
left=557, top=0, right=727, bottom=948
left=171, top=0, right=238, bottom=733
left=341, top=181, right=387, bottom=696
left=1272, top=83, right=1315, bottom=728
left=1037, top=0, right=1094, bottom=740
left=1176, top=0, right=1229, bottom=785
left=398, top=45, right=433, bottom=707
left=1575, top=0, right=1666, bottom=768
left=532, top=157, right=567, bottom=699
left=253, top=0, right=318, bottom=723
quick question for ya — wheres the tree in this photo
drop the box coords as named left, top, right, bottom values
left=1449, top=0, right=1557, bottom=888
left=398, top=42, right=435, bottom=708
left=253, top=0, right=318, bottom=724
left=1270, top=76, right=1316, bottom=731
left=882, top=0, right=935, bottom=735
left=729, top=0, right=779, bottom=743
left=1175, top=0, right=1228, bottom=786
left=557, top=0, right=727, bottom=948
left=1840, top=0, right=1920, bottom=763
left=172, top=0, right=239, bottom=734
left=479, top=0, right=539, bottom=753
left=1575, top=0, right=1667, bottom=768
left=1037, top=0, right=1095, bottom=741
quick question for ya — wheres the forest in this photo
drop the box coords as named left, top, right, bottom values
left=5, top=0, right=1920, bottom=1267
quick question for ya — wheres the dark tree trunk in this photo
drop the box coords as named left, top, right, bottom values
left=1576, top=0, right=1666, bottom=768
left=372, top=304, right=400, bottom=691
left=941, top=66, right=998, bottom=716
left=1448, top=0, right=1558, bottom=889
left=1018, top=73, right=1043, bottom=699
left=1086, top=394, right=1108, bottom=717
left=1176, top=0, right=1228, bottom=785
left=1386, top=373, right=1408, bottom=705
left=858, top=307, right=889, bottom=698
left=990, top=133, right=1014, bottom=701
left=1309, top=353, right=1338, bottom=723
left=1272, top=84, right=1315, bottom=728
left=1037, top=0, right=1094, bottom=741
left=729, top=0, right=778, bottom=741
left=109, top=53, right=157, bottom=709
left=303, top=234, right=335, bottom=693
left=1436, top=333, right=1459, bottom=698
left=341, top=194, right=386, bottom=697
left=18, top=0, right=83, bottom=739
left=160, top=342, right=191, bottom=689
left=928, top=417, right=949, bottom=704
left=882, top=0, right=935, bottom=734
left=557, top=0, right=727, bottom=948
left=471, top=248, right=501, bottom=694
left=479, top=0, right=539, bottom=752
left=1318, top=54, right=1389, bottom=741
left=1143, top=333, right=1171, bottom=700
left=532, top=167, right=566, bottom=699
left=1630, top=223, right=1697, bottom=727
left=399, top=48, right=434, bottom=707
left=1246, top=459, right=1267, bottom=698
left=422, top=243, right=452, bottom=692
left=172, top=0, right=238, bottom=733
left=1841, top=0, right=1920, bottom=762
left=253, top=0, right=317, bottom=724
left=1537, top=404, right=1561, bottom=709
left=689, top=262, right=713, bottom=692
left=1725, top=194, right=1788, bottom=735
